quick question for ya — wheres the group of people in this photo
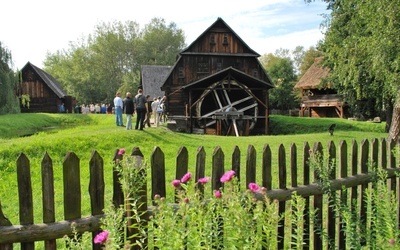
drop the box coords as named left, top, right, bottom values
left=113, top=89, right=166, bottom=130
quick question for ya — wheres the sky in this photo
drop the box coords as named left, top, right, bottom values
left=1, top=0, right=329, bottom=70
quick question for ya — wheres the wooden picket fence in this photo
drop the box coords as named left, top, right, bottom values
left=0, top=138, right=399, bottom=250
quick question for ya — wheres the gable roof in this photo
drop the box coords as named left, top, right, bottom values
left=141, top=65, right=172, bottom=98
left=22, top=62, right=67, bottom=98
left=180, top=17, right=260, bottom=57
left=295, top=57, right=330, bottom=89
left=182, top=66, right=274, bottom=90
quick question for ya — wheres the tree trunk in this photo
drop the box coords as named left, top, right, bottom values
left=388, top=90, right=400, bottom=141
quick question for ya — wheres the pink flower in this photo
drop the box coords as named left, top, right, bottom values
left=183, top=197, right=189, bottom=203
left=171, top=180, right=181, bottom=188
left=181, top=172, right=192, bottom=183
left=389, top=239, right=395, bottom=245
left=220, top=170, right=235, bottom=183
left=248, top=183, right=260, bottom=193
left=198, top=177, right=210, bottom=184
left=118, top=148, right=125, bottom=155
left=94, top=230, right=109, bottom=244
left=214, top=190, right=222, bottom=198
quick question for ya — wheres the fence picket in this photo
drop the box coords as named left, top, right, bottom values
left=89, top=150, right=105, bottom=250
left=151, top=146, right=166, bottom=200
left=313, top=142, right=323, bottom=250
left=327, top=140, right=336, bottom=249
left=175, top=146, right=188, bottom=202
left=278, top=144, right=286, bottom=250
left=17, top=153, right=34, bottom=250
left=302, top=142, right=311, bottom=250
left=232, top=146, right=241, bottom=182
left=246, top=145, right=256, bottom=185
left=63, top=152, right=81, bottom=221
left=195, top=146, right=206, bottom=197
left=262, top=144, right=272, bottom=190
left=41, top=152, right=56, bottom=250
left=338, top=140, right=348, bottom=249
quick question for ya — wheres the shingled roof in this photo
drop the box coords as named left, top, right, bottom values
left=23, top=62, right=67, bottom=98
left=295, top=57, right=330, bottom=90
left=141, top=65, right=172, bottom=98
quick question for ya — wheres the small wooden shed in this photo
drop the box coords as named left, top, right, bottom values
left=19, top=62, right=74, bottom=113
left=295, top=57, right=345, bottom=118
left=161, top=17, right=274, bottom=135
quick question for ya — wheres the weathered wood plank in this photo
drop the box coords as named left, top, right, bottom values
left=262, top=144, right=272, bottom=190
left=151, top=146, right=166, bottom=200
left=89, top=150, right=105, bottom=250
left=246, top=145, right=256, bottom=186
left=63, top=152, right=81, bottom=220
left=17, top=153, right=34, bottom=250
left=277, top=144, right=286, bottom=250
left=195, top=146, right=206, bottom=196
left=41, top=152, right=56, bottom=250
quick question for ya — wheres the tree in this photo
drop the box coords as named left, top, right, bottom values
left=308, top=0, right=400, bottom=140
left=298, top=46, right=324, bottom=77
left=0, top=42, right=19, bottom=114
left=44, top=18, right=185, bottom=105
left=261, top=53, right=299, bottom=111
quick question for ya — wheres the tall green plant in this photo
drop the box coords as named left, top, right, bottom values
left=0, top=41, right=20, bottom=114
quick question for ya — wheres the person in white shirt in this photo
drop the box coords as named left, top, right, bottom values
left=151, top=97, right=159, bottom=127
left=113, top=91, right=124, bottom=126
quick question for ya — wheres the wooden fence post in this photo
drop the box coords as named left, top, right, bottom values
left=303, top=142, right=311, bottom=250
left=327, top=140, right=336, bottom=248
left=195, top=146, right=206, bottom=197
left=41, top=152, right=56, bottom=250
left=151, top=146, right=166, bottom=201
left=313, top=142, right=323, bottom=250
left=0, top=200, right=12, bottom=250
left=17, top=153, right=34, bottom=250
left=211, top=146, right=225, bottom=249
left=89, top=150, right=104, bottom=250
left=232, top=146, right=241, bottom=182
left=338, top=140, right=348, bottom=249
left=175, top=146, right=188, bottom=203
left=113, top=149, right=124, bottom=208
left=246, top=145, right=256, bottom=186
left=262, top=144, right=272, bottom=191
left=277, top=144, right=287, bottom=250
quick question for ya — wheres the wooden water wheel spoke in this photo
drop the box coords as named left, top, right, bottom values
left=196, top=80, right=258, bottom=132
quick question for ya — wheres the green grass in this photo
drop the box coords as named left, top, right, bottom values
left=0, top=113, right=388, bottom=226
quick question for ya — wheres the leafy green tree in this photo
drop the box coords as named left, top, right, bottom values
left=44, top=18, right=185, bottom=105
left=298, top=46, right=324, bottom=77
left=0, top=42, right=19, bottom=114
left=262, top=53, right=300, bottom=111
left=312, top=0, right=400, bottom=139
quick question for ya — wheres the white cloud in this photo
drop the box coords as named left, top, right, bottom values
left=0, top=0, right=328, bottom=69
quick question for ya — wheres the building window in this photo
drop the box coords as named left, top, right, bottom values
left=197, top=62, right=209, bottom=73
left=216, top=62, right=222, bottom=72
left=253, top=69, right=258, bottom=78
left=210, top=33, right=215, bottom=45
left=223, top=33, right=229, bottom=45
left=178, top=67, right=184, bottom=78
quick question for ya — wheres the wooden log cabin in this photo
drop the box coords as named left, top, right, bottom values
left=19, top=62, right=74, bottom=113
left=295, top=57, right=346, bottom=118
left=160, top=17, right=274, bottom=136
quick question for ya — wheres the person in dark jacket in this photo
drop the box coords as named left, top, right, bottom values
left=124, top=92, right=135, bottom=130
left=144, top=95, right=153, bottom=128
left=134, top=89, right=148, bottom=130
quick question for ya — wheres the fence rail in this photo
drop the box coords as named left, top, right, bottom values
left=0, top=138, right=399, bottom=249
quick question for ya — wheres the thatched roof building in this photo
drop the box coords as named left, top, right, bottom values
left=295, top=57, right=346, bottom=118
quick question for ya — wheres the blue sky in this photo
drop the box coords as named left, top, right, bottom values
left=1, top=0, right=329, bottom=69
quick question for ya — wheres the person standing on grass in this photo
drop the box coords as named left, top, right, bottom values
left=134, top=89, right=148, bottom=130
left=113, top=91, right=124, bottom=126
left=144, top=95, right=152, bottom=128
left=124, top=92, right=134, bottom=130
left=151, top=97, right=159, bottom=127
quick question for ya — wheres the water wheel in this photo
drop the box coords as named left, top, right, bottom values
left=195, top=80, right=258, bottom=133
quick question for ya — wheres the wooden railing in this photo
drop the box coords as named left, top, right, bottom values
left=0, top=138, right=399, bottom=249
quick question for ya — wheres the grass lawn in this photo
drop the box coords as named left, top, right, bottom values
left=0, top=113, right=389, bottom=225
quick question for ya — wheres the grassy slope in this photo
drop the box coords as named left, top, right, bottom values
left=0, top=113, right=388, bottom=225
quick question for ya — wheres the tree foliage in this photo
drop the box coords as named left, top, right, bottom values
left=44, top=18, right=186, bottom=105
left=0, top=42, right=20, bottom=114
left=261, top=53, right=300, bottom=111
left=318, top=0, right=400, bottom=138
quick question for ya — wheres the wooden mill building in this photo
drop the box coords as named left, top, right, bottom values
left=295, top=57, right=346, bottom=118
left=18, top=62, right=74, bottom=113
left=160, top=17, right=274, bottom=135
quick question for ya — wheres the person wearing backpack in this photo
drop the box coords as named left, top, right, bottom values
left=134, top=89, right=148, bottom=130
